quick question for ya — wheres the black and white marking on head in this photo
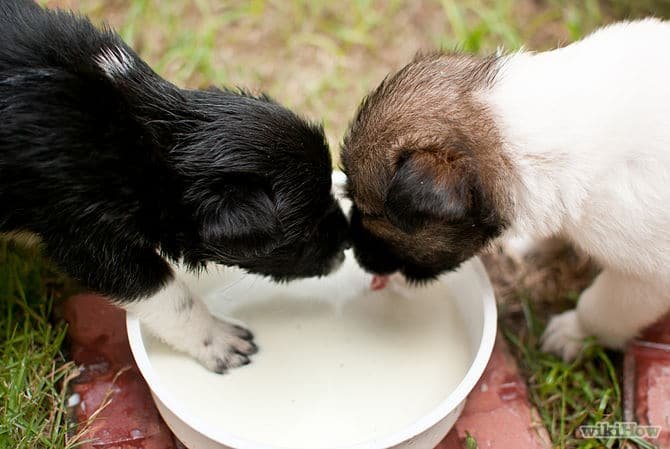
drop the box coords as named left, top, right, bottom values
left=95, top=46, right=134, bottom=78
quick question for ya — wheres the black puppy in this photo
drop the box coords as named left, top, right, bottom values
left=0, top=0, right=349, bottom=372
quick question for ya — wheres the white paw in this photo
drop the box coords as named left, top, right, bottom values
left=124, top=279, right=259, bottom=374
left=541, top=310, right=588, bottom=361
left=193, top=318, right=258, bottom=374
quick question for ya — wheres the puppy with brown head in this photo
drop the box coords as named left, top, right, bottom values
left=342, top=20, right=670, bottom=363
left=341, top=53, right=514, bottom=282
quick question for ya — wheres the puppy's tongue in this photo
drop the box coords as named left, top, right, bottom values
left=370, top=275, right=391, bottom=291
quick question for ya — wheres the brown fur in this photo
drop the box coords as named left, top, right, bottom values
left=341, top=52, right=516, bottom=280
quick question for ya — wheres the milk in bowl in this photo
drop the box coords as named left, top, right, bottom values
left=139, top=253, right=481, bottom=449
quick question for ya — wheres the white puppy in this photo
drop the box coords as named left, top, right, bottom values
left=489, top=19, right=670, bottom=360
left=341, top=19, right=670, bottom=361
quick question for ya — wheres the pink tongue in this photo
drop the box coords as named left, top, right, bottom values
left=370, top=275, right=391, bottom=291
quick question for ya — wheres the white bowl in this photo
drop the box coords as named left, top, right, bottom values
left=127, top=254, right=496, bottom=449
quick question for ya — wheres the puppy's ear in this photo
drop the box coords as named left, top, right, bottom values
left=384, top=151, right=473, bottom=233
left=199, top=179, right=282, bottom=255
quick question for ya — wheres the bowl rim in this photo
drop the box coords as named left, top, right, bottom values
left=127, top=256, right=497, bottom=449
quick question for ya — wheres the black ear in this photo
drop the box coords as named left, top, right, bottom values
left=384, top=152, right=472, bottom=233
left=198, top=179, right=282, bottom=256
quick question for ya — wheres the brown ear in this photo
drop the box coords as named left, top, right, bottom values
left=384, top=151, right=474, bottom=233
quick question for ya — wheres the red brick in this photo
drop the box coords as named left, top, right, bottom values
left=437, top=335, right=551, bottom=449
left=625, top=314, right=670, bottom=449
left=639, top=312, right=670, bottom=346
left=62, top=294, right=178, bottom=449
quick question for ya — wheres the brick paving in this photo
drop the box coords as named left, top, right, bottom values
left=63, top=294, right=178, bottom=449
left=624, top=314, right=670, bottom=449
left=438, top=336, right=551, bottom=449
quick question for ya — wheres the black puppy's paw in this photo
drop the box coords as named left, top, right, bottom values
left=195, top=319, right=258, bottom=374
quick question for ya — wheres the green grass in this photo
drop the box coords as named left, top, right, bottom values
left=46, top=0, right=624, bottom=152
left=0, top=242, right=78, bottom=449
left=8, top=1, right=670, bottom=447
left=502, top=298, right=654, bottom=449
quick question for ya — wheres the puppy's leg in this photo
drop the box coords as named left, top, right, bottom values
left=45, top=241, right=256, bottom=373
left=124, top=277, right=257, bottom=373
left=542, top=270, right=670, bottom=361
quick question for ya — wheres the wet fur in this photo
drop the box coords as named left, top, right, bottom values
left=0, top=0, right=349, bottom=371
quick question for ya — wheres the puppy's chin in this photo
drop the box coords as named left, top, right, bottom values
left=399, top=259, right=465, bottom=284
left=242, top=248, right=347, bottom=282
left=352, top=244, right=464, bottom=285
left=348, top=206, right=480, bottom=283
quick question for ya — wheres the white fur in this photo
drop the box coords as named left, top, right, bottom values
left=122, top=277, right=256, bottom=372
left=95, top=46, right=134, bottom=78
left=485, top=19, right=670, bottom=360
left=122, top=251, right=397, bottom=370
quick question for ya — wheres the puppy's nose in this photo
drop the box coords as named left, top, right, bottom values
left=343, top=240, right=352, bottom=250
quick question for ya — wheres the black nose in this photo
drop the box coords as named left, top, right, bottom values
left=343, top=239, right=352, bottom=250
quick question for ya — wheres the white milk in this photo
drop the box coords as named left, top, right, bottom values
left=146, top=255, right=471, bottom=449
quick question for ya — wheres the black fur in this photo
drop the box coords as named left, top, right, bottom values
left=0, top=0, right=348, bottom=302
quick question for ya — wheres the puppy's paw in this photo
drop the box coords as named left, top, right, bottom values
left=541, top=310, right=588, bottom=362
left=194, top=319, right=258, bottom=374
